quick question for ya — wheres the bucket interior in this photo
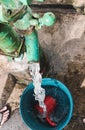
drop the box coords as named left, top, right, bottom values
left=20, top=78, right=73, bottom=130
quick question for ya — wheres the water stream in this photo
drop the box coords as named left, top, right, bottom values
left=28, top=62, right=46, bottom=117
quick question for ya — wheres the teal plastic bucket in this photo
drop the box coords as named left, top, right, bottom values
left=20, top=78, right=73, bottom=130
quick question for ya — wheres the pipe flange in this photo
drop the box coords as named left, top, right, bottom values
left=15, top=26, right=34, bottom=35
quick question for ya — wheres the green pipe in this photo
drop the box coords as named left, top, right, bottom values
left=0, top=0, right=45, bottom=7
left=25, top=30, right=39, bottom=62
left=0, top=23, right=21, bottom=56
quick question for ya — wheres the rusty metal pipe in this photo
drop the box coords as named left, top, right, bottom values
left=30, top=4, right=76, bottom=14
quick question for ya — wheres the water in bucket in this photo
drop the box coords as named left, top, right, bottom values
left=38, top=86, right=70, bottom=125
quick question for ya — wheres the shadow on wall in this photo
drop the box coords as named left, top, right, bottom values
left=40, top=37, right=85, bottom=75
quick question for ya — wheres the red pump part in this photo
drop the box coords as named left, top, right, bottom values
left=35, top=96, right=57, bottom=127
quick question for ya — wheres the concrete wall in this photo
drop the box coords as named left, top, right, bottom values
left=38, top=13, right=85, bottom=74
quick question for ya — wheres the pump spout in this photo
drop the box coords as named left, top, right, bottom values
left=25, top=30, right=39, bottom=62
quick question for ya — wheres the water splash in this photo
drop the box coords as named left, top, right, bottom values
left=28, top=62, right=46, bottom=116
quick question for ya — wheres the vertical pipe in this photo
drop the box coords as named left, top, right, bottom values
left=25, top=30, right=39, bottom=62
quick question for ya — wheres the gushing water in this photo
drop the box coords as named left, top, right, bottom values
left=28, top=62, right=46, bottom=116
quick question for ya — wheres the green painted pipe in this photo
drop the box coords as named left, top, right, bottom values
left=0, top=23, right=21, bottom=55
left=20, top=0, right=45, bottom=5
left=25, top=30, right=39, bottom=62
left=0, top=0, right=45, bottom=7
